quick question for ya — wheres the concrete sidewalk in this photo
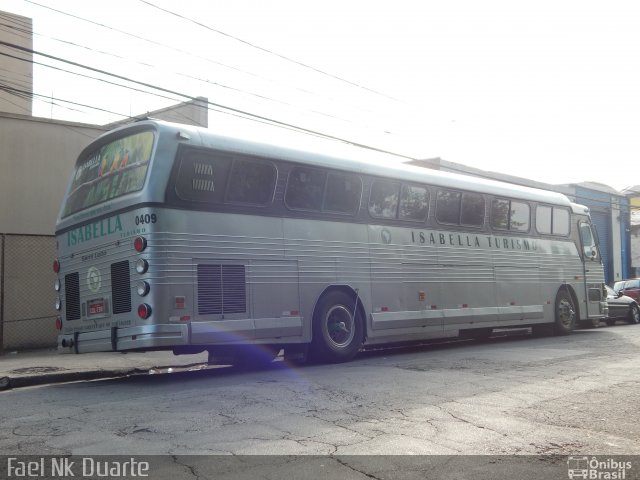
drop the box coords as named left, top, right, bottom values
left=0, top=348, right=210, bottom=390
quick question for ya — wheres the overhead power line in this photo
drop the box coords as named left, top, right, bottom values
left=0, top=39, right=416, bottom=161
left=138, top=0, right=400, bottom=102
left=10, top=4, right=387, bottom=130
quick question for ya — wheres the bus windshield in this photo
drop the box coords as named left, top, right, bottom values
left=62, top=131, right=154, bottom=217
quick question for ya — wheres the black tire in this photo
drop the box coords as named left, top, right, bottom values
left=554, top=289, right=576, bottom=335
left=310, top=291, right=364, bottom=363
left=627, top=304, right=640, bottom=324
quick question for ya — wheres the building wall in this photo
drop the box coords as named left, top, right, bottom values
left=629, top=196, right=640, bottom=277
left=0, top=113, right=106, bottom=235
left=571, top=186, right=629, bottom=284
left=0, top=12, right=32, bottom=115
left=0, top=100, right=208, bottom=351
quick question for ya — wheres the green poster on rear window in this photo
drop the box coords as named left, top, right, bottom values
left=63, top=131, right=154, bottom=217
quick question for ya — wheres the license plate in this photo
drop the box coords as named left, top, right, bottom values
left=88, top=299, right=106, bottom=315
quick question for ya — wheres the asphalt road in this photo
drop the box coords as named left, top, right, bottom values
left=1, top=324, right=639, bottom=477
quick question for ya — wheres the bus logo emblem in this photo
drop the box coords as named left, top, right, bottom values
left=87, top=266, right=102, bottom=293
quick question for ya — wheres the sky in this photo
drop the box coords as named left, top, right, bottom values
left=2, top=0, right=640, bottom=191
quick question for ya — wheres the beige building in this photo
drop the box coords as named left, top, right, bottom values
left=0, top=101, right=208, bottom=351
left=0, top=10, right=209, bottom=350
left=0, top=11, right=33, bottom=116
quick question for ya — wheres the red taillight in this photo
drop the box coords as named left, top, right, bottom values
left=55, top=317, right=62, bottom=330
left=53, top=259, right=60, bottom=273
left=134, top=236, right=147, bottom=252
left=138, top=303, right=152, bottom=319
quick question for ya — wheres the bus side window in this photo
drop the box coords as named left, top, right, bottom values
left=324, top=173, right=362, bottom=215
left=553, top=208, right=570, bottom=235
left=175, top=150, right=231, bottom=204
left=436, top=190, right=484, bottom=226
left=285, top=167, right=326, bottom=211
left=536, top=205, right=552, bottom=234
left=492, top=199, right=530, bottom=232
left=436, top=190, right=461, bottom=224
left=536, top=206, right=570, bottom=236
left=226, top=158, right=277, bottom=206
left=369, top=179, right=400, bottom=219
left=460, top=193, right=485, bottom=226
left=399, top=185, right=429, bottom=221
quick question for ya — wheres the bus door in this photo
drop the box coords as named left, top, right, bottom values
left=578, top=221, right=604, bottom=319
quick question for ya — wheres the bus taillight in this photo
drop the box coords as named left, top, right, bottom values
left=134, top=236, right=147, bottom=252
left=53, top=258, right=60, bottom=273
left=138, top=303, right=152, bottom=319
left=55, top=317, right=62, bottom=330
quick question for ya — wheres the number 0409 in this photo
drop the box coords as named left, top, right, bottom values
left=135, top=214, right=157, bottom=225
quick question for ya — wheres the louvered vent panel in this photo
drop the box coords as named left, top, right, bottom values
left=111, top=261, right=131, bottom=314
left=65, top=272, right=81, bottom=321
left=221, top=265, right=246, bottom=314
left=198, top=264, right=222, bottom=315
left=198, top=264, right=246, bottom=315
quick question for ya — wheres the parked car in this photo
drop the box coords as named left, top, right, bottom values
left=613, top=278, right=640, bottom=302
left=605, top=285, right=640, bottom=325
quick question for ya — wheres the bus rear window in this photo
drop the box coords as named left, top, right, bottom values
left=62, top=131, right=154, bottom=217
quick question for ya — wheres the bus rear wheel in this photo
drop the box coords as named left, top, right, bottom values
left=310, top=291, right=363, bottom=363
left=554, top=289, right=576, bottom=335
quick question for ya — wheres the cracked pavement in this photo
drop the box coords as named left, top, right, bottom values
left=1, top=326, right=639, bottom=461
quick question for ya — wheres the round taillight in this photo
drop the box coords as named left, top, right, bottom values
left=55, top=297, right=62, bottom=311
left=53, top=259, right=60, bottom=273
left=54, top=279, right=61, bottom=292
left=55, top=317, right=62, bottom=330
left=136, top=258, right=149, bottom=274
left=134, top=236, right=147, bottom=252
left=137, top=281, right=150, bottom=297
left=138, top=303, right=152, bottom=319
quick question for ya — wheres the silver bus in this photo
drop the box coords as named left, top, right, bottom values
left=54, top=120, right=607, bottom=364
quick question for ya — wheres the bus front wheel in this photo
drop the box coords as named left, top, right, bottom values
left=311, top=291, right=363, bottom=363
left=554, top=289, right=576, bottom=335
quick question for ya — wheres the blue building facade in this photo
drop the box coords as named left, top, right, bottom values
left=571, top=185, right=630, bottom=285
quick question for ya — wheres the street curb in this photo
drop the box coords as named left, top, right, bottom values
left=0, top=368, right=144, bottom=391
left=0, top=362, right=209, bottom=391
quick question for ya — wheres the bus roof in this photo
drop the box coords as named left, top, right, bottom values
left=109, top=119, right=574, bottom=208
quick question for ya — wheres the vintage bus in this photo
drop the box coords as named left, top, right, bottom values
left=53, top=120, right=607, bottom=364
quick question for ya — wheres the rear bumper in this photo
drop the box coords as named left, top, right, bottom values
left=58, top=324, right=189, bottom=354
left=57, top=316, right=305, bottom=354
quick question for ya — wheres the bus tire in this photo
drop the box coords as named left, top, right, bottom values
left=627, top=304, right=640, bottom=324
left=310, top=291, right=363, bottom=363
left=554, top=289, right=576, bottom=335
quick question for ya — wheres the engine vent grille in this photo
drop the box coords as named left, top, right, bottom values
left=197, top=264, right=246, bottom=315
left=65, top=272, right=81, bottom=321
left=111, top=261, right=131, bottom=314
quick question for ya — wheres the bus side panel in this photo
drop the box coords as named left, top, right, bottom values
left=282, top=217, right=371, bottom=343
